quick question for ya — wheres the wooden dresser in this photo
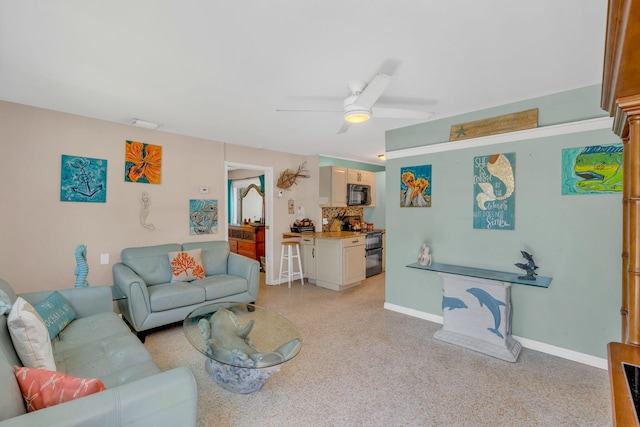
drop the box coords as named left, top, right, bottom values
left=228, top=225, right=265, bottom=262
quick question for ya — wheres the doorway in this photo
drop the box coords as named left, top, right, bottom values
left=224, top=161, right=275, bottom=284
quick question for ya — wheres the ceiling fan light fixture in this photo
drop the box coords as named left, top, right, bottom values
left=344, top=109, right=371, bottom=123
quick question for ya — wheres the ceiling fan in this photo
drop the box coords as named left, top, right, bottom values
left=277, top=73, right=435, bottom=134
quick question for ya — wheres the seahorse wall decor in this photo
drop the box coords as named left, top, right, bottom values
left=74, top=244, right=90, bottom=288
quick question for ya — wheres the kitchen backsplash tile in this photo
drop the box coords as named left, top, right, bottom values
left=322, top=207, right=363, bottom=231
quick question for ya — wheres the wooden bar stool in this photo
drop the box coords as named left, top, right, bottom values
left=279, top=241, right=304, bottom=288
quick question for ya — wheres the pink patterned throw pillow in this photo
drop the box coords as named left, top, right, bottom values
left=14, top=366, right=106, bottom=412
left=168, top=248, right=205, bottom=282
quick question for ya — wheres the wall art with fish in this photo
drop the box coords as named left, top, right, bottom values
left=190, top=199, right=218, bottom=235
left=473, top=153, right=515, bottom=230
left=561, top=144, right=623, bottom=195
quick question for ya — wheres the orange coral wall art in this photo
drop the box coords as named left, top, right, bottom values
left=124, top=140, right=162, bottom=184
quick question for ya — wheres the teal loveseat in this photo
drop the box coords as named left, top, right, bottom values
left=113, top=241, right=260, bottom=341
left=0, top=279, right=197, bottom=426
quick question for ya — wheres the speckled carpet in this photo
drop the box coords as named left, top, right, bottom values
left=144, top=273, right=611, bottom=427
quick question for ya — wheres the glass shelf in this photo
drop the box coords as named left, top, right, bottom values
left=406, top=262, right=552, bottom=288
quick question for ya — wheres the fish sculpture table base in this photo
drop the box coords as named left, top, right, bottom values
left=435, top=273, right=522, bottom=362
left=205, top=358, right=279, bottom=394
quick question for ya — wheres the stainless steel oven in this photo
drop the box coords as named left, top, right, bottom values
left=365, top=231, right=383, bottom=277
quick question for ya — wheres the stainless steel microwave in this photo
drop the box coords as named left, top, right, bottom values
left=347, top=184, right=371, bottom=206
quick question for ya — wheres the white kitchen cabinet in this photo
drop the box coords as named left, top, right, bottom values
left=315, top=236, right=365, bottom=291
left=300, top=236, right=316, bottom=283
left=319, top=166, right=347, bottom=207
left=346, top=169, right=375, bottom=207
left=347, top=169, right=374, bottom=186
left=320, top=166, right=376, bottom=207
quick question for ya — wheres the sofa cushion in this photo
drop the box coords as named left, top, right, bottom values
left=34, top=291, right=76, bottom=340
left=14, top=366, right=106, bottom=412
left=121, top=243, right=182, bottom=285
left=183, top=241, right=230, bottom=276
left=7, top=297, right=56, bottom=371
left=192, top=275, right=248, bottom=300
left=54, top=331, right=161, bottom=388
left=168, top=248, right=205, bottom=282
left=147, top=283, right=206, bottom=312
left=51, top=312, right=133, bottom=353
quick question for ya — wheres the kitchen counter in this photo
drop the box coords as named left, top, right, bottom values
left=283, top=229, right=384, bottom=240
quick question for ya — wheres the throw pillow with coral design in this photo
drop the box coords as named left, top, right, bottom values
left=168, top=249, right=205, bottom=282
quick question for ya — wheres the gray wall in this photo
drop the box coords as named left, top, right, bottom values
left=384, top=85, right=621, bottom=358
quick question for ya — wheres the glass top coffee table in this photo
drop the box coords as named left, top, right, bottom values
left=184, top=302, right=301, bottom=393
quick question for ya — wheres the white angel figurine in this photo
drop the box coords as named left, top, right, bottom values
left=418, top=244, right=432, bottom=266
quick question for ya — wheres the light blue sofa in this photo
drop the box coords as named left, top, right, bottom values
left=113, top=241, right=260, bottom=341
left=0, top=279, right=197, bottom=427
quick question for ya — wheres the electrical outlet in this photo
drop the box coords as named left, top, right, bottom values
left=100, top=253, right=109, bottom=265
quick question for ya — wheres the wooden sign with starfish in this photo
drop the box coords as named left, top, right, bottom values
left=276, top=162, right=310, bottom=189
left=449, top=108, right=538, bottom=142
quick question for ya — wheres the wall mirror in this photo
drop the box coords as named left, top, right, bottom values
left=240, top=183, right=264, bottom=224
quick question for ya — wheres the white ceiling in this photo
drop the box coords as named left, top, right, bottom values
left=0, top=1, right=608, bottom=165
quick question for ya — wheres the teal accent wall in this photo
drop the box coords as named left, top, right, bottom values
left=384, top=85, right=621, bottom=359
left=319, top=155, right=385, bottom=172
left=387, top=85, right=607, bottom=151
left=363, top=171, right=386, bottom=228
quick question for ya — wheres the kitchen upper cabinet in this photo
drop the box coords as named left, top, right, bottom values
left=347, top=169, right=374, bottom=186
left=320, top=166, right=376, bottom=207
left=347, top=169, right=375, bottom=207
left=319, top=166, right=347, bottom=207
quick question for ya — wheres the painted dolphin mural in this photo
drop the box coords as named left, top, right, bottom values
left=442, top=296, right=468, bottom=311
left=466, top=287, right=506, bottom=339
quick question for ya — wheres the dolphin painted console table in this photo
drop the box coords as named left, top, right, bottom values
left=407, top=262, right=551, bottom=362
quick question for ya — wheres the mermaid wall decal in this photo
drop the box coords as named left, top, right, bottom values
left=140, top=191, right=155, bottom=230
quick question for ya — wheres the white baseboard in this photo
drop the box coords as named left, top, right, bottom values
left=383, top=302, right=608, bottom=370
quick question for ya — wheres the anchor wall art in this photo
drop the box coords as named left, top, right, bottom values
left=60, top=155, right=107, bottom=203
left=124, top=140, right=162, bottom=184
left=561, top=144, right=623, bottom=195
left=190, top=199, right=218, bottom=235
left=473, top=152, right=515, bottom=230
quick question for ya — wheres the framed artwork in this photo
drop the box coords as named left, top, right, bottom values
left=190, top=199, right=218, bottom=235
left=473, top=153, right=515, bottom=230
left=400, top=165, right=431, bottom=207
left=124, top=140, right=162, bottom=184
left=561, top=144, right=623, bottom=195
left=60, top=155, right=107, bottom=203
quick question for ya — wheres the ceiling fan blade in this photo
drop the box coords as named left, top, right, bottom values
left=373, top=107, right=435, bottom=120
left=337, top=121, right=351, bottom=134
left=352, top=74, right=392, bottom=109
left=276, top=108, right=341, bottom=113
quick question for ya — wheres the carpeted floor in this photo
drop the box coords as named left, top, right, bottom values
left=143, top=273, right=611, bottom=427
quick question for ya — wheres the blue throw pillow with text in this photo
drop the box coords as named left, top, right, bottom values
left=34, top=291, right=76, bottom=340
